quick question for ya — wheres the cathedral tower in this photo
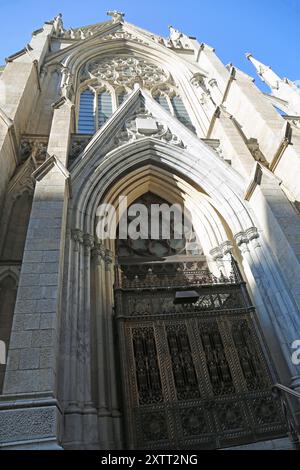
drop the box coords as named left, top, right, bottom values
left=0, top=11, right=300, bottom=449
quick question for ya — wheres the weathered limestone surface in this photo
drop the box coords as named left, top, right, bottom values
left=0, top=11, right=300, bottom=449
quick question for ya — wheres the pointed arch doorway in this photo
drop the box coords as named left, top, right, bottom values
left=113, top=192, right=287, bottom=450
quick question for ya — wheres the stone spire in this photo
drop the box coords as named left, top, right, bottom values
left=247, top=53, right=300, bottom=115
left=246, top=53, right=281, bottom=89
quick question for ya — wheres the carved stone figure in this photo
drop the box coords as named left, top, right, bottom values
left=107, top=10, right=125, bottom=23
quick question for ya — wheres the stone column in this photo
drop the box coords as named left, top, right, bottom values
left=81, top=234, right=98, bottom=447
left=104, top=250, right=123, bottom=449
left=0, top=99, right=73, bottom=448
left=93, top=242, right=111, bottom=449
left=63, top=229, right=83, bottom=447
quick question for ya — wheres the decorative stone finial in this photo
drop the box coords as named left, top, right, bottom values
left=168, top=26, right=183, bottom=48
left=169, top=26, right=182, bottom=40
left=107, top=10, right=125, bottom=23
left=53, top=13, right=64, bottom=34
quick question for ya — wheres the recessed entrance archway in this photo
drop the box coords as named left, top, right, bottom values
left=64, top=138, right=293, bottom=449
left=112, top=190, right=286, bottom=449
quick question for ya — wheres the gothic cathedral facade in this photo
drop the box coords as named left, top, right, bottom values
left=0, top=11, right=300, bottom=450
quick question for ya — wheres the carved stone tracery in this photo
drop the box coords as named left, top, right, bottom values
left=83, top=55, right=170, bottom=90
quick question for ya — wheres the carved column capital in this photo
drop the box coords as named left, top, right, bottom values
left=220, top=240, right=234, bottom=256
left=210, top=246, right=224, bottom=261
left=105, top=249, right=114, bottom=270
left=210, top=240, right=234, bottom=260
left=72, top=228, right=84, bottom=251
left=234, top=231, right=250, bottom=254
left=234, top=227, right=260, bottom=253
left=245, top=227, right=260, bottom=248
left=83, top=234, right=95, bottom=256
left=92, top=242, right=106, bottom=265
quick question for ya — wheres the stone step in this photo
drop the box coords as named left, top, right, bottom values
left=223, top=437, right=296, bottom=450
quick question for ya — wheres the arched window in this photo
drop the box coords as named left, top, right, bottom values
left=154, top=94, right=170, bottom=113
left=78, top=90, right=95, bottom=134
left=171, top=96, right=196, bottom=133
left=78, top=89, right=113, bottom=133
left=0, top=276, right=17, bottom=393
left=117, top=90, right=129, bottom=106
left=154, top=91, right=196, bottom=133
left=98, top=91, right=113, bottom=127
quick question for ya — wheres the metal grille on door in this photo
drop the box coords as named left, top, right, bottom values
left=114, top=261, right=287, bottom=449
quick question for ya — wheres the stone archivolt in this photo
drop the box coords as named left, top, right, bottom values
left=1, top=9, right=300, bottom=452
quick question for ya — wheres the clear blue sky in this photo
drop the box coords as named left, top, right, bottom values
left=0, top=0, right=299, bottom=85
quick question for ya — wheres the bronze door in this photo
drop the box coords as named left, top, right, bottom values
left=115, top=263, right=287, bottom=449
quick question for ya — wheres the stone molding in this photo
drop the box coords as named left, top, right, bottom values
left=234, top=227, right=260, bottom=252
left=71, top=230, right=114, bottom=264
left=210, top=241, right=234, bottom=260
left=32, top=154, right=69, bottom=180
left=244, top=163, right=263, bottom=201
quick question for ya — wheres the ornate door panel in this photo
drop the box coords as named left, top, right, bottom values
left=115, top=262, right=287, bottom=449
